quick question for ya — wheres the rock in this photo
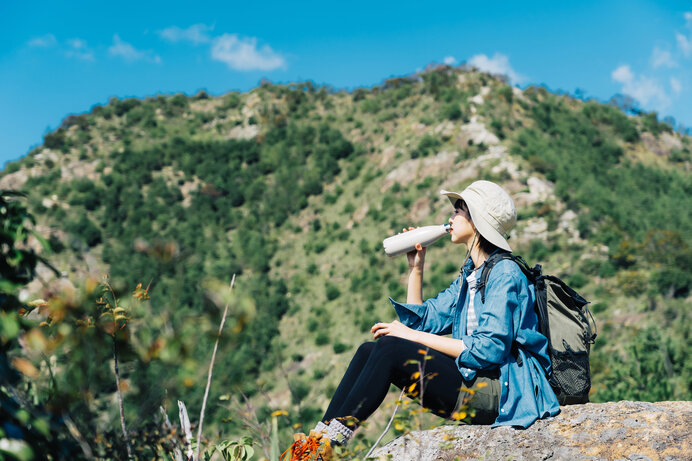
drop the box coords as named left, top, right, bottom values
left=379, top=146, right=397, bottom=168
left=514, top=176, right=556, bottom=209
left=434, top=122, right=455, bottom=140
left=442, top=146, right=518, bottom=190
left=521, top=217, right=549, bottom=240
left=60, top=159, right=100, bottom=182
left=346, top=202, right=370, bottom=229
left=381, top=151, right=458, bottom=191
left=371, top=401, right=691, bottom=461
left=408, top=196, right=432, bottom=223
left=469, top=94, right=484, bottom=105
left=469, top=86, right=491, bottom=106
left=0, top=170, right=28, bottom=190
left=660, top=132, right=682, bottom=152
left=228, top=123, right=259, bottom=140
left=411, top=122, right=428, bottom=134
left=559, top=209, right=583, bottom=244
left=457, top=119, right=500, bottom=146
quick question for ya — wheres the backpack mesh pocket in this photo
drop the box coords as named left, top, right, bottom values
left=550, top=348, right=590, bottom=402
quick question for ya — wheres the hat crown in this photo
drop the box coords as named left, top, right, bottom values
left=468, top=180, right=516, bottom=233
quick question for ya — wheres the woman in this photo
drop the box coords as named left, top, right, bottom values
left=286, top=180, right=560, bottom=460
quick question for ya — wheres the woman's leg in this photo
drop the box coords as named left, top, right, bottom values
left=322, top=341, right=376, bottom=422
left=323, top=336, right=464, bottom=426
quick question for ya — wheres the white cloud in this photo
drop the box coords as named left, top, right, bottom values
left=670, top=77, right=682, bottom=94
left=651, top=47, right=677, bottom=68
left=158, top=24, right=213, bottom=44
left=67, top=38, right=86, bottom=49
left=443, top=56, right=457, bottom=66
left=612, top=64, right=634, bottom=83
left=685, top=11, right=692, bottom=26
left=108, top=34, right=161, bottom=63
left=611, top=64, right=670, bottom=110
left=65, top=38, right=94, bottom=61
left=211, top=34, right=284, bottom=71
left=676, top=32, right=692, bottom=57
left=27, top=34, right=56, bottom=47
left=468, top=52, right=525, bottom=83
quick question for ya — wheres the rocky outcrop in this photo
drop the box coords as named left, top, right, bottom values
left=372, top=401, right=691, bottom=461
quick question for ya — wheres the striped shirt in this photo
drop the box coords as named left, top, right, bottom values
left=465, top=269, right=480, bottom=335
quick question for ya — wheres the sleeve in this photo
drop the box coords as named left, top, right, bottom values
left=388, top=276, right=460, bottom=335
left=456, top=263, right=521, bottom=372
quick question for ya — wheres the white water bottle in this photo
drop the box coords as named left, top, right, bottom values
left=382, top=224, right=451, bottom=257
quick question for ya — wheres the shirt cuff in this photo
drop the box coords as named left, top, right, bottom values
left=388, top=297, right=425, bottom=327
left=457, top=365, right=477, bottom=382
left=456, top=334, right=477, bottom=369
left=456, top=336, right=478, bottom=381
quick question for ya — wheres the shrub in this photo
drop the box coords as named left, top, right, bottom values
left=441, top=102, right=462, bottom=121
left=360, top=98, right=379, bottom=114
left=44, top=129, right=67, bottom=150
left=590, top=302, right=607, bottom=314
left=65, top=215, right=102, bottom=247
left=325, top=283, right=341, bottom=301
left=315, top=332, right=330, bottom=346
left=332, top=342, right=348, bottom=354
left=290, top=380, right=310, bottom=404
left=651, top=267, right=692, bottom=298
left=222, top=93, right=241, bottom=109
left=113, top=97, right=141, bottom=117
left=411, top=135, right=441, bottom=158
left=567, top=273, right=588, bottom=289
left=529, top=240, right=549, bottom=261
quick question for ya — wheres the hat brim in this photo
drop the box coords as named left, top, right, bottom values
left=440, top=189, right=512, bottom=252
left=440, top=189, right=462, bottom=206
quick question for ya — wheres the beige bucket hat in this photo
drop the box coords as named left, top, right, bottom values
left=440, top=180, right=516, bottom=251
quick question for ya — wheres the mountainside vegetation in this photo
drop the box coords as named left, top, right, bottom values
left=1, top=65, right=691, bottom=459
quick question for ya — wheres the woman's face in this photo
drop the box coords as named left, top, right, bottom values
left=449, top=199, right=475, bottom=244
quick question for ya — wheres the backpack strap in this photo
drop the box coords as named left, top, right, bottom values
left=477, top=252, right=540, bottom=303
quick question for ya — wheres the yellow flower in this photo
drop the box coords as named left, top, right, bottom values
left=451, top=411, right=467, bottom=420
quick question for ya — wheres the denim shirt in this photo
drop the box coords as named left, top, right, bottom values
left=389, top=257, right=560, bottom=428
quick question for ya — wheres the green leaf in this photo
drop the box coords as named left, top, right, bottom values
left=0, top=312, right=20, bottom=341
left=0, top=439, right=35, bottom=461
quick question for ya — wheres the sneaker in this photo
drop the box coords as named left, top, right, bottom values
left=281, top=431, right=333, bottom=461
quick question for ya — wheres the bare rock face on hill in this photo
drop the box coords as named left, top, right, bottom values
left=372, top=401, right=691, bottom=461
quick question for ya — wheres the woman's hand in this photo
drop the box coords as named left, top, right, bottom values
left=371, top=320, right=419, bottom=342
left=401, top=227, right=426, bottom=270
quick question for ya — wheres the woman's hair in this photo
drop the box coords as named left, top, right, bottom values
left=477, top=232, right=500, bottom=255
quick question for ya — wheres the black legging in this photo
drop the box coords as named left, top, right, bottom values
left=322, top=336, right=466, bottom=426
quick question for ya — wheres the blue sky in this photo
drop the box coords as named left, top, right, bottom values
left=1, top=0, right=691, bottom=167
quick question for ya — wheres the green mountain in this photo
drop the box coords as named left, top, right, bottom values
left=2, top=66, right=691, bottom=458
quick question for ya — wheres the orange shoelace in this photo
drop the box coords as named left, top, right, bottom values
left=280, top=436, right=324, bottom=461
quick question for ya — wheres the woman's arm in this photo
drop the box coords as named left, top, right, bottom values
left=371, top=320, right=466, bottom=358
left=406, top=244, right=426, bottom=304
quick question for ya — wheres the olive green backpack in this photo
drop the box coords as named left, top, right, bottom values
left=479, top=253, right=597, bottom=405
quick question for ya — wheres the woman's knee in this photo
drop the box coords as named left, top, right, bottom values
left=373, top=335, right=413, bottom=359
left=354, top=341, right=376, bottom=359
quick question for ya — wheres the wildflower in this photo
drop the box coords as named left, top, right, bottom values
left=451, top=411, right=467, bottom=421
